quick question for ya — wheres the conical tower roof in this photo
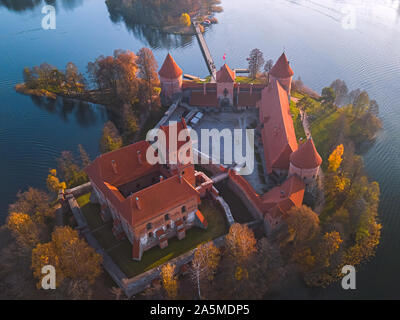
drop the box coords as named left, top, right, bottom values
left=158, top=53, right=183, bottom=79
left=217, top=64, right=235, bottom=83
left=270, top=52, right=294, bottom=78
left=290, top=138, right=322, bottom=169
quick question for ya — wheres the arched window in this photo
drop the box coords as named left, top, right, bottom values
left=181, top=206, right=186, bottom=213
left=165, top=214, right=170, bottom=221
left=146, top=223, right=152, bottom=230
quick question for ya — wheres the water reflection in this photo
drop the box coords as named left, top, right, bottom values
left=0, top=0, right=83, bottom=12
left=106, top=0, right=222, bottom=49
left=30, top=96, right=108, bottom=128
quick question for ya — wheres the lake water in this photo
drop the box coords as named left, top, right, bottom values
left=1, top=0, right=399, bottom=299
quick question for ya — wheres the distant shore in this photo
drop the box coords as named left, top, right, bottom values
left=14, top=83, right=115, bottom=107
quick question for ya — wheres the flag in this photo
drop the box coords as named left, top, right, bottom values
left=223, top=53, right=226, bottom=61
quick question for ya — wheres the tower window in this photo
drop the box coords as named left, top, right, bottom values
left=165, top=214, right=170, bottom=221
left=146, top=223, right=152, bottom=230
left=181, top=206, right=186, bottom=213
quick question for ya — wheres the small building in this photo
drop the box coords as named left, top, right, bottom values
left=260, top=175, right=305, bottom=231
left=268, top=52, right=294, bottom=97
left=289, top=138, right=322, bottom=186
left=159, top=53, right=183, bottom=101
left=85, top=119, right=209, bottom=261
left=216, top=64, right=236, bottom=107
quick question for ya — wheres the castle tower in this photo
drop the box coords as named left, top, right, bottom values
left=216, top=64, right=235, bottom=107
left=269, top=52, right=294, bottom=96
left=289, top=138, right=322, bottom=186
left=158, top=53, right=183, bottom=100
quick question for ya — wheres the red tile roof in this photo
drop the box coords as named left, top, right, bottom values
left=269, top=52, right=294, bottom=79
left=85, top=120, right=200, bottom=229
left=159, top=53, right=183, bottom=79
left=217, top=64, right=235, bottom=83
left=260, top=175, right=305, bottom=217
left=258, top=81, right=298, bottom=173
left=195, top=210, right=208, bottom=228
left=290, top=138, right=322, bottom=169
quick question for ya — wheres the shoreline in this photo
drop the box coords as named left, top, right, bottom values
left=14, top=83, right=115, bottom=107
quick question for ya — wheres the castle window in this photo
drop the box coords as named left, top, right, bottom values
left=181, top=206, right=186, bottom=213
left=146, top=223, right=152, bottom=230
left=165, top=214, right=170, bottom=221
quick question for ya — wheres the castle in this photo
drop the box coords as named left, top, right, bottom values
left=86, top=120, right=213, bottom=261
left=85, top=52, right=322, bottom=261
left=158, top=52, right=322, bottom=231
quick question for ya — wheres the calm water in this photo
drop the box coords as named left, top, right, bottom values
left=1, top=0, right=399, bottom=299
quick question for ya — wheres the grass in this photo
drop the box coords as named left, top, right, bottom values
left=235, top=76, right=265, bottom=84
left=290, top=100, right=306, bottom=140
left=76, top=193, right=228, bottom=278
left=310, top=110, right=340, bottom=160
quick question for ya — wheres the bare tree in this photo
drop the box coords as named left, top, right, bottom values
left=190, top=242, right=220, bottom=299
left=247, top=49, right=265, bottom=79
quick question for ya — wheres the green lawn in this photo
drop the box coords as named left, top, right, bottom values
left=310, top=110, right=340, bottom=161
left=76, top=193, right=228, bottom=278
left=235, top=76, right=265, bottom=84
left=290, top=100, right=306, bottom=140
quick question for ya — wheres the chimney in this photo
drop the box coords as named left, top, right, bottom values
left=135, top=197, right=142, bottom=210
left=203, top=82, right=206, bottom=95
left=111, top=160, right=118, bottom=174
left=250, top=83, right=253, bottom=95
left=137, top=150, right=142, bottom=165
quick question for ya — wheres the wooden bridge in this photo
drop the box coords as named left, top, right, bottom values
left=192, top=22, right=217, bottom=82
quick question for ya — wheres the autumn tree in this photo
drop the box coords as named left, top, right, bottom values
left=100, top=121, right=123, bottom=154
left=6, top=212, right=40, bottom=248
left=283, top=205, right=320, bottom=249
left=121, top=104, right=139, bottom=144
left=87, top=50, right=139, bottom=103
left=46, top=169, right=67, bottom=194
left=225, top=223, right=257, bottom=265
left=180, top=13, right=191, bottom=26
left=57, top=151, right=88, bottom=188
left=31, top=226, right=102, bottom=294
left=316, top=231, right=343, bottom=268
left=247, top=48, right=265, bottom=79
left=321, top=87, right=336, bottom=106
left=8, top=187, right=53, bottom=223
left=137, top=47, right=159, bottom=111
left=78, top=144, right=91, bottom=168
left=190, top=242, right=220, bottom=299
left=328, top=144, right=344, bottom=172
left=160, top=263, right=178, bottom=299
left=65, top=62, right=85, bottom=93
